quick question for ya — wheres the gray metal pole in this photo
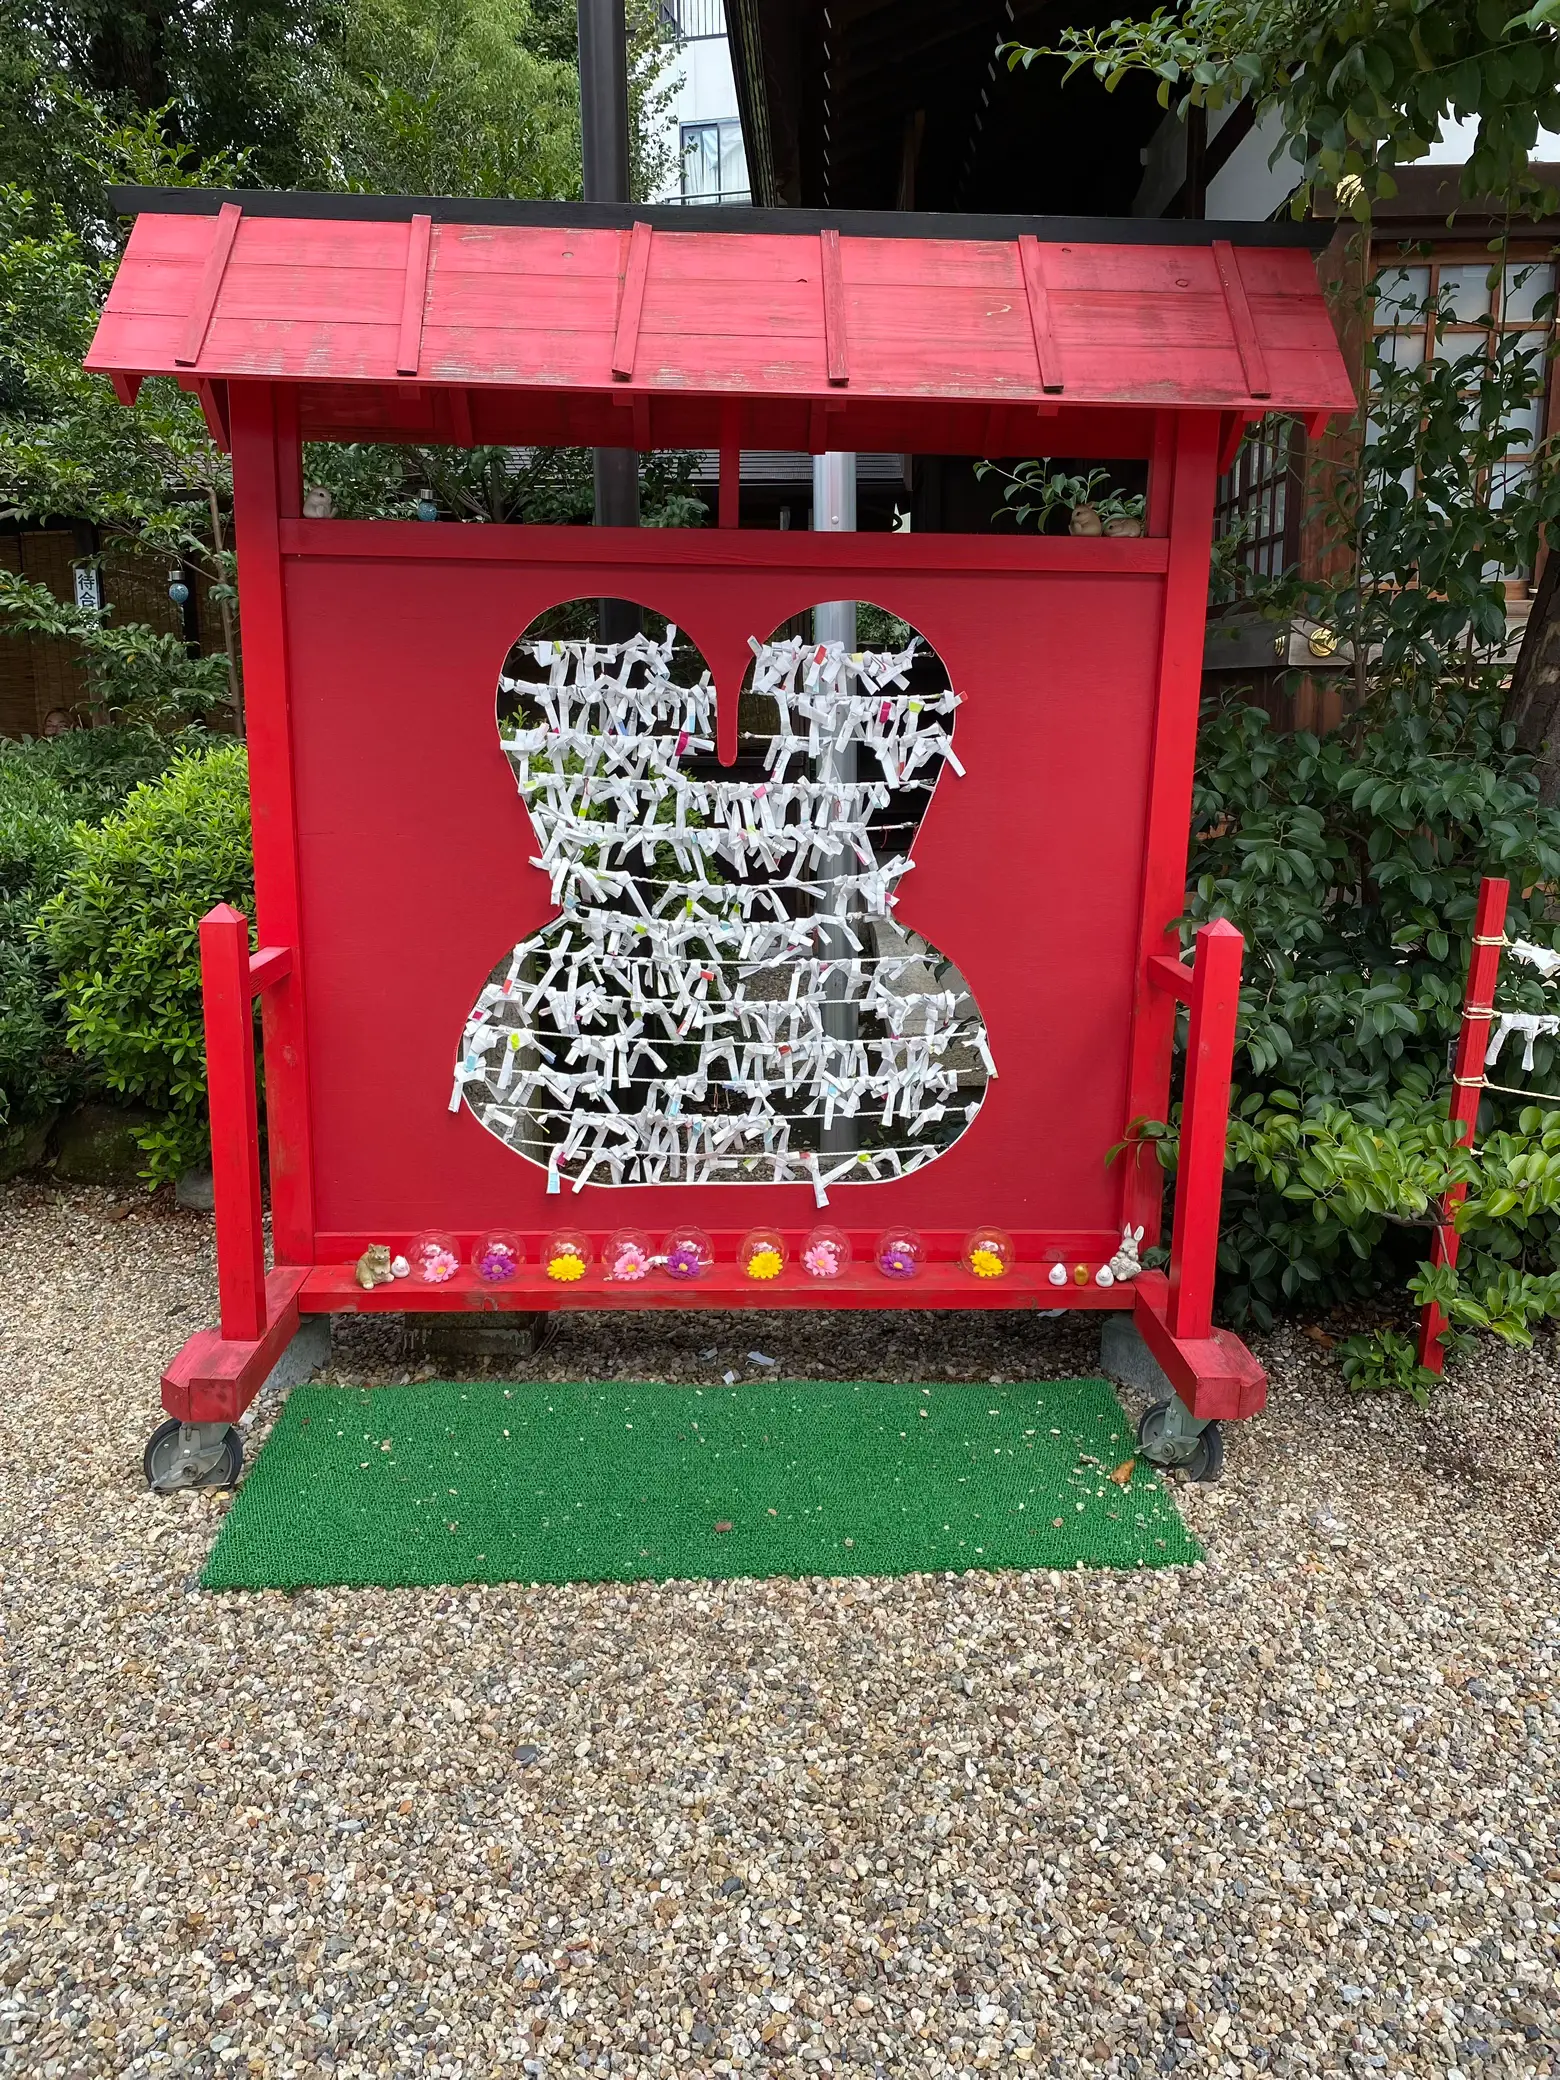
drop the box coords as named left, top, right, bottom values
left=578, top=0, right=639, bottom=640
left=814, top=453, right=857, bottom=1159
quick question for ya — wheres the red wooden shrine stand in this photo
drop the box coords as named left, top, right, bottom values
left=88, top=191, right=1353, bottom=1486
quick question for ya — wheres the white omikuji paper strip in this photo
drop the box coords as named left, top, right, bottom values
left=1486, top=1010, right=1560, bottom=1074
left=453, top=628, right=993, bottom=1195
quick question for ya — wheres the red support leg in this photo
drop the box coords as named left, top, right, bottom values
left=1417, top=876, right=1509, bottom=1374
left=201, top=902, right=267, bottom=1343
left=1167, top=917, right=1244, bottom=1342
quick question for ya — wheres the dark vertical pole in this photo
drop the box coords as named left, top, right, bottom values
left=1183, top=102, right=1208, bottom=218
left=579, top=0, right=640, bottom=641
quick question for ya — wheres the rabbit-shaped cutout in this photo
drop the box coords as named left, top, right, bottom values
left=452, top=611, right=994, bottom=1193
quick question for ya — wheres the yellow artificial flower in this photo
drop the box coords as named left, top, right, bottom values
left=547, top=1252, right=585, bottom=1282
left=746, top=1247, right=783, bottom=1281
left=969, top=1246, right=1005, bottom=1279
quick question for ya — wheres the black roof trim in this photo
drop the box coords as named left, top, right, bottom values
left=108, top=186, right=1336, bottom=249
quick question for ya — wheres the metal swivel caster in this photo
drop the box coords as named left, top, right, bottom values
left=143, top=1418, right=243, bottom=1493
left=1137, top=1397, right=1224, bottom=1483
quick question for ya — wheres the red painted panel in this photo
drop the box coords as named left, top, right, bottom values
left=274, top=528, right=1163, bottom=1248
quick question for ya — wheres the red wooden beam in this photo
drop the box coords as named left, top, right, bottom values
left=192, top=378, right=231, bottom=450
left=1211, top=241, right=1271, bottom=400
left=201, top=903, right=267, bottom=1343
left=161, top=1268, right=308, bottom=1425
left=719, top=400, right=740, bottom=529
left=175, top=202, right=242, bottom=368
left=820, top=228, right=849, bottom=386
left=1019, top=238, right=1065, bottom=394
left=1146, top=412, right=1174, bottom=536
left=1167, top=917, right=1244, bottom=1343
left=1417, top=876, right=1510, bottom=1373
left=1148, top=952, right=1194, bottom=1002
left=1132, top=1273, right=1268, bottom=1421
left=611, top=221, right=654, bottom=382
left=248, top=945, right=293, bottom=993
left=396, top=213, right=433, bottom=377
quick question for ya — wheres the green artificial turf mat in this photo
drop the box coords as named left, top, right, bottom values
left=200, top=1377, right=1202, bottom=1592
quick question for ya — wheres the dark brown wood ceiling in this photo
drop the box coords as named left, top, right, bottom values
left=728, top=0, right=1168, bottom=216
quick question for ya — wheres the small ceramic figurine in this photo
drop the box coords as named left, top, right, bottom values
left=355, top=1244, right=395, bottom=1290
left=1047, top=1261, right=1068, bottom=1287
left=390, top=1255, right=410, bottom=1279
left=1108, top=1224, right=1145, bottom=1282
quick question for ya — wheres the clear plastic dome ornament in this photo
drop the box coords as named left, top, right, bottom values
left=962, top=1227, right=1013, bottom=1279
left=738, top=1228, right=787, bottom=1281
left=473, top=1230, right=522, bottom=1282
left=543, top=1229, right=591, bottom=1283
left=407, top=1230, right=461, bottom=1283
left=875, top=1229, right=924, bottom=1280
left=604, top=1228, right=655, bottom=1282
left=662, top=1227, right=714, bottom=1281
left=801, top=1226, right=851, bottom=1279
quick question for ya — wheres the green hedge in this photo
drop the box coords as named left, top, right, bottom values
left=0, top=727, right=176, bottom=1154
left=33, top=739, right=253, bottom=1183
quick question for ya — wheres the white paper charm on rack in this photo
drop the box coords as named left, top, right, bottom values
left=452, top=626, right=995, bottom=1189
left=1486, top=1011, right=1560, bottom=1074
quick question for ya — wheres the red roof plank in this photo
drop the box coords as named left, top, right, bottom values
left=1019, top=238, right=1064, bottom=395
left=1211, top=240, right=1271, bottom=400
left=610, top=220, right=654, bottom=380
left=820, top=227, right=849, bottom=386
left=88, top=207, right=1356, bottom=427
left=395, top=214, right=432, bottom=377
left=174, top=201, right=242, bottom=368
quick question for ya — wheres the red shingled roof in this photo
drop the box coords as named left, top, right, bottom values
left=86, top=200, right=1356, bottom=454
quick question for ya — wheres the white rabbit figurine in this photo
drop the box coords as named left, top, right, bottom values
left=1108, top=1224, right=1145, bottom=1282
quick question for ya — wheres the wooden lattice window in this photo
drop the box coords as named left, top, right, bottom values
left=1215, top=415, right=1304, bottom=581
left=1372, top=249, right=1556, bottom=590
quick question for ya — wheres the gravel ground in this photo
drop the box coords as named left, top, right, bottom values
left=2, top=1181, right=1559, bottom=2080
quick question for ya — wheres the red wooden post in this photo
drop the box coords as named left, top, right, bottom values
left=201, top=902, right=267, bottom=1343
left=229, top=382, right=315, bottom=1264
left=1417, top=876, right=1510, bottom=1373
left=1121, top=410, right=1221, bottom=1249
left=1167, top=917, right=1244, bottom=1342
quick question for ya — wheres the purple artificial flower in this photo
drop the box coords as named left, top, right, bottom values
left=477, top=1244, right=517, bottom=1282
left=879, top=1245, right=917, bottom=1279
left=665, top=1242, right=705, bottom=1280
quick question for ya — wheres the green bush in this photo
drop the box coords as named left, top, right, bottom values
left=1122, top=688, right=1560, bottom=1383
left=34, top=740, right=254, bottom=1183
left=0, top=726, right=176, bottom=1151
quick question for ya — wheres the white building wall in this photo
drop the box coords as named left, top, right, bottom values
left=649, top=1, right=751, bottom=206
left=1135, top=102, right=1560, bottom=223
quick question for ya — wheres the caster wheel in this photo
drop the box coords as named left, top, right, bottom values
left=144, top=1418, right=243, bottom=1493
left=1137, top=1401, right=1224, bottom=1483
